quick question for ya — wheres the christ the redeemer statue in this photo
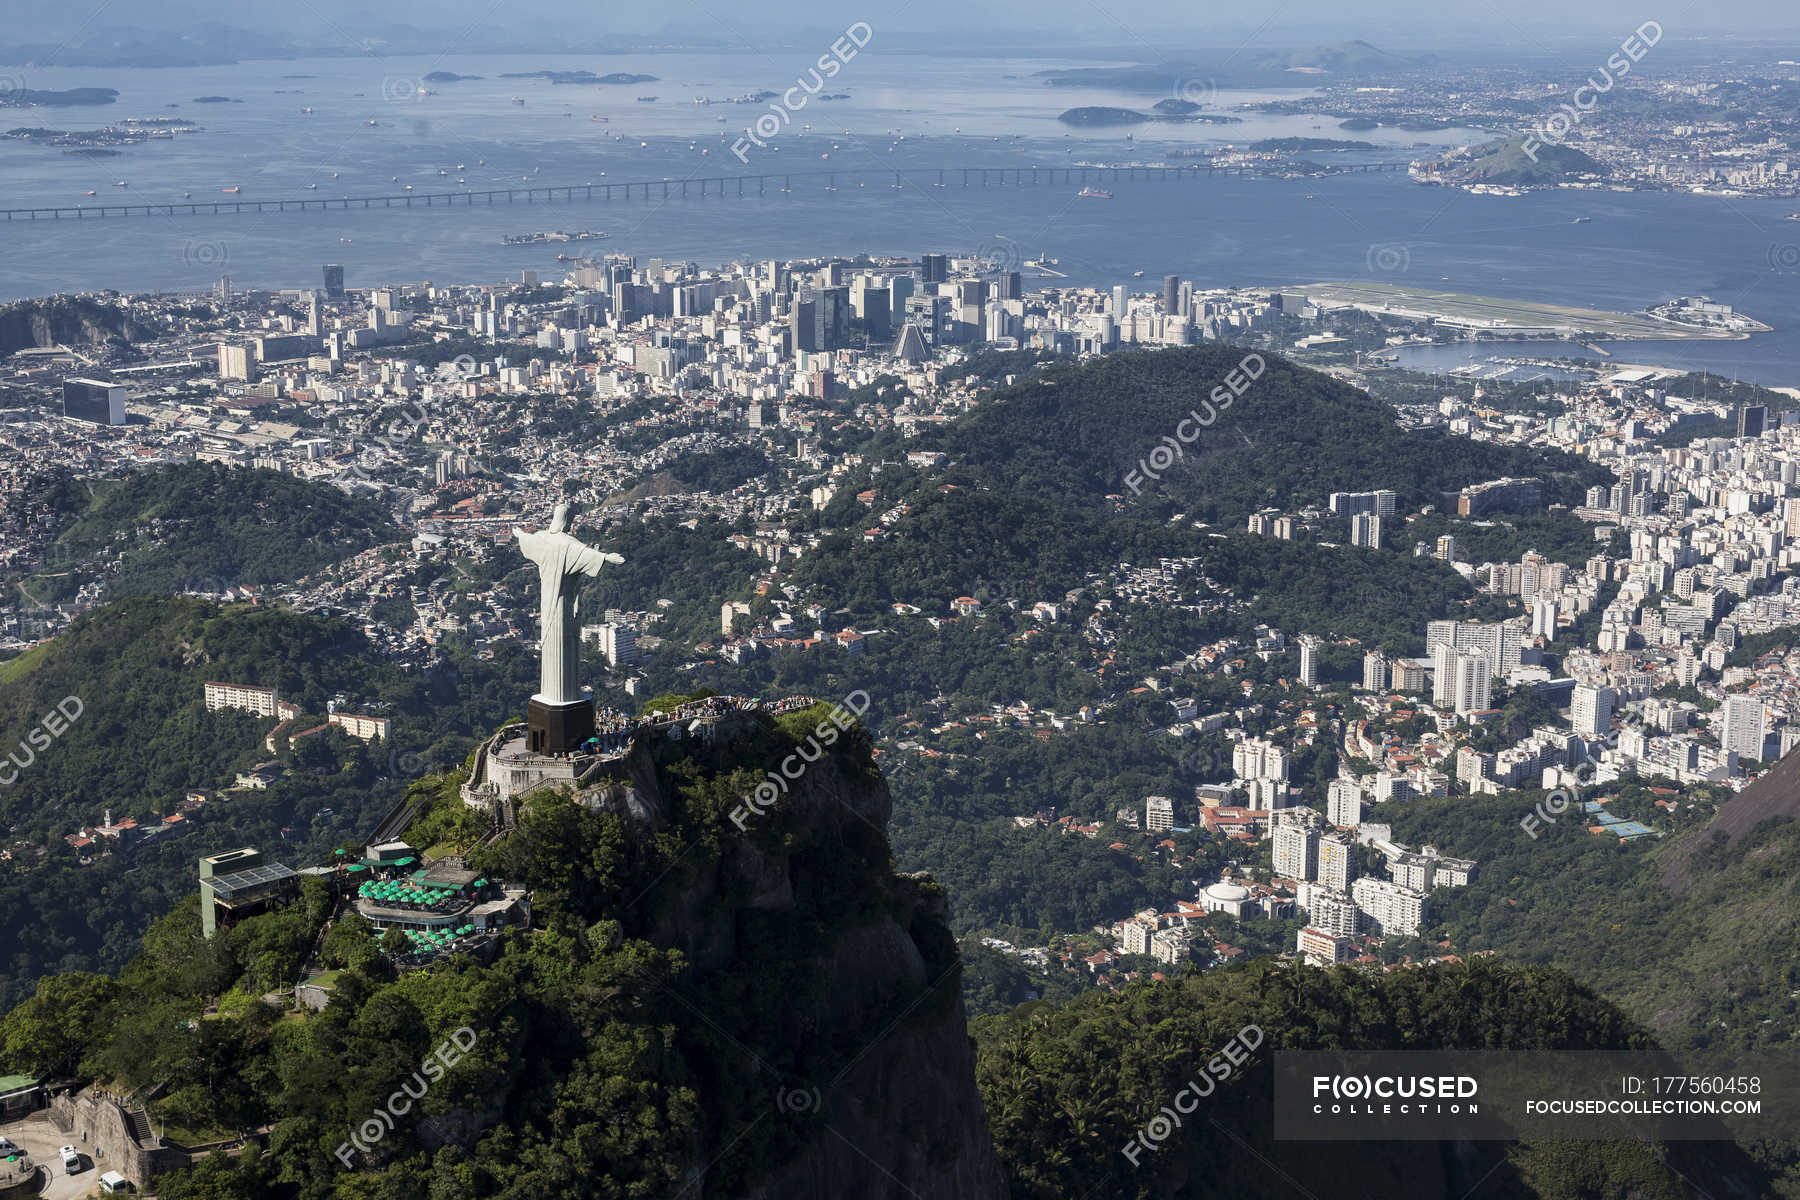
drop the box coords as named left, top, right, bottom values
left=515, top=503, right=621, bottom=753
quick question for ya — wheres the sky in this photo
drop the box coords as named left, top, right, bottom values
left=3, top=0, right=1797, bottom=46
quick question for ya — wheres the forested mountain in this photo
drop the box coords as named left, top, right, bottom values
left=921, top=344, right=1609, bottom=519
left=783, top=345, right=1602, bottom=625
left=28, top=462, right=402, bottom=597
left=1, top=705, right=1011, bottom=1199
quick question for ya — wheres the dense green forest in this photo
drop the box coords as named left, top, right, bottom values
left=1384, top=790, right=1799, bottom=1051
left=919, top=344, right=1609, bottom=519
left=22, top=462, right=401, bottom=598
left=572, top=514, right=766, bottom=645
left=973, top=957, right=1778, bottom=1198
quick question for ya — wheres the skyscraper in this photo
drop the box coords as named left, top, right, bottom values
left=62, top=378, right=127, bottom=425
left=1738, top=404, right=1769, bottom=440
left=1362, top=651, right=1387, bottom=692
left=1273, top=822, right=1319, bottom=882
left=789, top=294, right=820, bottom=353
left=919, top=253, right=948, bottom=284
left=1571, top=684, right=1613, bottom=737
left=323, top=263, right=345, bottom=299
left=1299, top=636, right=1319, bottom=688
left=1317, top=832, right=1355, bottom=891
left=1326, top=779, right=1363, bottom=828
left=1722, top=694, right=1767, bottom=761
left=1163, top=274, right=1181, bottom=315
left=1432, top=643, right=1457, bottom=709
left=217, top=343, right=255, bottom=382
left=1532, top=596, right=1560, bottom=639
left=1453, top=652, right=1492, bottom=717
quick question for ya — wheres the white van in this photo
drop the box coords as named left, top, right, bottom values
left=98, top=1170, right=132, bottom=1193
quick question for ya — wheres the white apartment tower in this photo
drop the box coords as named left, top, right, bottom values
left=1722, top=694, right=1768, bottom=761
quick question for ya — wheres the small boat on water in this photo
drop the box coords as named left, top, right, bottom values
left=221, top=186, right=240, bottom=194
left=1078, top=186, right=1112, bottom=199
left=84, top=190, right=96, bottom=196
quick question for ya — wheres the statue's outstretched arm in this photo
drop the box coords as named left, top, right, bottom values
left=568, top=542, right=623, bottom=578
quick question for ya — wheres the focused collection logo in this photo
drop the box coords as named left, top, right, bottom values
left=1311, top=1073, right=1480, bottom=1115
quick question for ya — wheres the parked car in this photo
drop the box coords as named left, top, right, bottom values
left=60, top=1145, right=81, bottom=1173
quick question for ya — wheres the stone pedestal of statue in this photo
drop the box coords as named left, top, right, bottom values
left=527, top=696, right=595, bottom=756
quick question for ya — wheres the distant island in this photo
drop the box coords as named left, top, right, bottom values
left=1338, top=117, right=1380, bottom=131
left=191, top=96, right=239, bottom=104
left=1057, top=105, right=1239, bottom=126
left=1251, top=137, right=1375, bottom=152
left=3, top=87, right=119, bottom=107
left=1417, top=136, right=1609, bottom=189
left=5, top=121, right=200, bottom=148
left=423, top=71, right=481, bottom=83
left=497, top=70, right=658, bottom=85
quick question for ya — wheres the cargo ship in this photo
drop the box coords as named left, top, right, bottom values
left=1077, top=186, right=1112, bottom=199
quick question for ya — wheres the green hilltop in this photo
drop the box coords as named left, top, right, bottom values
left=1441, top=136, right=1610, bottom=186
left=21, top=461, right=402, bottom=600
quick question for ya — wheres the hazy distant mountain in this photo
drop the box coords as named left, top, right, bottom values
left=0, top=23, right=308, bottom=67
left=1254, top=37, right=1436, bottom=72
left=1037, top=41, right=1435, bottom=93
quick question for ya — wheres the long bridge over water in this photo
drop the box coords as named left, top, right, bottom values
left=1, top=161, right=1408, bottom=221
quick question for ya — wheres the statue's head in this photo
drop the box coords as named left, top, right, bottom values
left=549, top=502, right=574, bottom=532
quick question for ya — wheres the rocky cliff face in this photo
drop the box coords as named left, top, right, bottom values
left=576, top=711, right=1009, bottom=1199
left=0, top=296, right=159, bottom=360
